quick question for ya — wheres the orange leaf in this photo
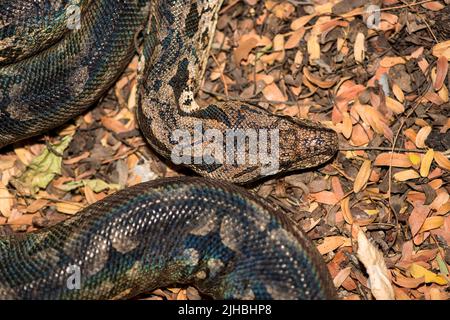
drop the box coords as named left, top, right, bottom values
left=340, top=196, right=353, bottom=224
left=354, top=160, right=372, bottom=193
left=418, top=216, right=444, bottom=233
left=432, top=40, right=450, bottom=60
left=374, top=153, right=413, bottom=167
left=310, top=191, right=339, bottom=205
left=262, top=83, right=287, bottom=102
left=0, top=182, right=13, bottom=217
left=409, top=204, right=430, bottom=237
left=420, top=149, right=434, bottom=177
left=303, top=67, right=337, bottom=89
left=317, top=236, right=349, bottom=255
left=434, top=151, right=450, bottom=170
left=434, top=56, right=448, bottom=90
left=415, top=126, right=432, bottom=148
left=234, top=37, right=258, bottom=63
left=393, top=169, right=420, bottom=181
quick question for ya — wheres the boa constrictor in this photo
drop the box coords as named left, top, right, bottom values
left=0, top=0, right=338, bottom=299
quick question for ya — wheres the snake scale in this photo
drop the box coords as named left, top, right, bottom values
left=0, top=0, right=339, bottom=299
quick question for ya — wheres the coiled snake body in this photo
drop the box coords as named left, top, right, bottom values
left=0, top=1, right=338, bottom=299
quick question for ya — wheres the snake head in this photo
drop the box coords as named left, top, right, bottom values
left=276, top=117, right=338, bottom=172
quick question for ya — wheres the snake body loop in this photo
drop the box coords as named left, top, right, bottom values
left=0, top=1, right=339, bottom=299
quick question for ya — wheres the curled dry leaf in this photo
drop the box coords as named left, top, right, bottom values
left=409, top=264, right=448, bottom=285
left=392, top=269, right=425, bottom=289
left=0, top=181, right=13, bottom=217
left=434, top=56, right=448, bottom=90
left=421, top=1, right=445, bottom=11
left=419, top=149, right=434, bottom=178
left=385, top=96, right=405, bottom=114
left=262, top=82, right=287, bottom=102
left=374, top=153, right=412, bottom=168
left=418, top=216, right=444, bottom=233
left=380, top=56, right=406, bottom=68
left=409, top=204, right=430, bottom=237
left=355, top=225, right=395, bottom=300
left=55, top=202, right=84, bottom=215
left=353, top=159, right=372, bottom=193
left=333, top=267, right=352, bottom=288
left=310, top=191, right=340, bottom=205
left=285, top=28, right=305, bottom=49
left=392, top=83, right=405, bottom=102
left=341, top=112, right=353, bottom=139
left=340, top=196, right=353, bottom=224
left=393, top=169, right=420, bottom=182
left=354, top=32, right=365, bottom=63
left=302, top=67, right=337, bottom=89
left=434, top=151, right=450, bottom=170
left=317, top=236, right=350, bottom=255
left=234, top=37, right=258, bottom=63
left=432, top=40, right=450, bottom=60
left=290, top=14, right=315, bottom=30
left=307, top=30, right=321, bottom=64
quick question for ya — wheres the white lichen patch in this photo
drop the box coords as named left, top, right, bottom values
left=219, top=216, right=244, bottom=252
left=181, top=248, right=200, bottom=266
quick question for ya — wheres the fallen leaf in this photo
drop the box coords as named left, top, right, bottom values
left=434, top=56, right=449, bottom=90
left=354, top=32, right=365, bottom=63
left=353, top=160, right=372, bottom=193
left=419, top=149, right=434, bottom=177
left=356, top=225, right=395, bottom=300
left=374, top=153, right=412, bottom=167
left=393, top=169, right=420, bottom=181
left=409, top=264, right=448, bottom=285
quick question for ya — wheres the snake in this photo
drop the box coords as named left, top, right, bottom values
left=0, top=0, right=339, bottom=299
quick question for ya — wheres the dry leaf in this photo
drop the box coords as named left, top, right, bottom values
left=385, top=96, right=405, bottom=114
left=374, top=153, right=412, bottom=167
left=55, top=202, right=84, bottom=215
left=307, top=31, right=320, bottom=64
left=419, top=149, right=434, bottom=177
left=340, top=196, right=353, bottom=224
left=434, top=151, right=450, bottom=170
left=356, top=226, right=395, bottom=300
left=354, top=32, right=365, bottom=63
left=317, top=236, right=349, bottom=255
left=353, top=160, right=372, bottom=193
left=393, top=169, right=420, bottom=181
left=0, top=182, right=13, bottom=217
left=418, top=216, right=444, bottom=233
left=409, top=264, right=448, bottom=285
left=432, top=40, right=450, bottom=60
left=434, top=56, right=449, bottom=90
left=409, top=204, right=430, bottom=237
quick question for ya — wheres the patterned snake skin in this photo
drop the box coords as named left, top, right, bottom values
left=0, top=1, right=339, bottom=299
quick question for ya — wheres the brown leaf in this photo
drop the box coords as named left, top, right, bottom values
left=434, top=151, right=450, bottom=170
left=0, top=182, right=13, bottom=217
left=419, top=149, right=434, bottom=177
left=434, top=56, right=449, bottom=90
left=374, top=153, right=413, bottom=167
left=234, top=37, right=258, bottom=63
left=303, top=67, right=337, bottom=89
left=408, top=204, right=430, bottom=237
left=354, top=160, right=372, bottom=193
